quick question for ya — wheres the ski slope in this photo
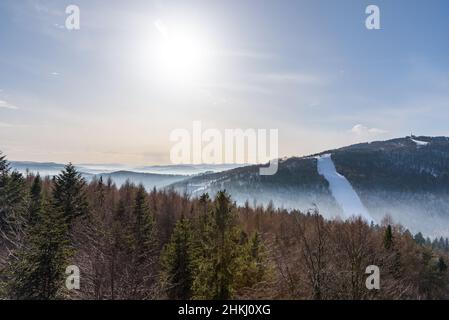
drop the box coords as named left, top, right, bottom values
left=317, top=154, right=374, bottom=223
left=411, top=138, right=429, bottom=147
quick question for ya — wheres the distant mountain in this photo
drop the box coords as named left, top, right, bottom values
left=9, top=161, right=246, bottom=176
left=134, top=163, right=249, bottom=175
left=10, top=161, right=71, bottom=177
left=94, top=171, right=188, bottom=190
left=170, top=136, right=449, bottom=237
left=8, top=161, right=225, bottom=191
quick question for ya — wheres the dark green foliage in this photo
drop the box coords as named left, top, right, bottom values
left=8, top=199, right=70, bottom=299
left=414, top=232, right=426, bottom=245
left=52, top=164, right=88, bottom=223
left=0, top=152, right=9, bottom=173
left=237, top=231, right=270, bottom=289
left=437, top=257, right=447, bottom=273
left=129, top=185, right=159, bottom=298
left=161, top=216, right=195, bottom=299
left=192, top=191, right=243, bottom=300
left=133, top=185, right=157, bottom=262
left=28, top=175, right=42, bottom=226
left=384, top=225, right=393, bottom=250
left=0, top=168, right=28, bottom=231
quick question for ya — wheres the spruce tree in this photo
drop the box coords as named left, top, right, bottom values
left=192, top=191, right=242, bottom=300
left=28, top=174, right=42, bottom=226
left=384, top=225, right=393, bottom=250
left=130, top=185, right=159, bottom=298
left=0, top=168, right=27, bottom=232
left=8, top=199, right=70, bottom=299
left=133, top=185, right=157, bottom=262
left=235, top=231, right=271, bottom=293
left=108, top=198, right=134, bottom=299
left=0, top=152, right=8, bottom=176
left=437, top=257, right=447, bottom=273
left=414, top=232, right=426, bottom=246
left=0, top=153, right=28, bottom=274
left=161, top=216, right=195, bottom=299
left=52, top=163, right=88, bottom=224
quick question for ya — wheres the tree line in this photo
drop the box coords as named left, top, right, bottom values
left=0, top=152, right=448, bottom=299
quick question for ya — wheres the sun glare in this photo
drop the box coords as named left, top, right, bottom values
left=152, top=20, right=212, bottom=84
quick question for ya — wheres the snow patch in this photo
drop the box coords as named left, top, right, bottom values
left=317, top=154, right=374, bottom=223
left=411, top=138, right=429, bottom=147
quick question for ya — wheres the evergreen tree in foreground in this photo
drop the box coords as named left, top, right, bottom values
left=193, top=191, right=242, bottom=300
left=161, top=216, right=195, bottom=299
left=0, top=153, right=28, bottom=233
left=129, top=185, right=159, bottom=298
left=28, top=174, right=42, bottom=227
left=52, top=164, right=88, bottom=224
left=384, top=225, right=393, bottom=250
left=237, top=231, right=271, bottom=290
left=8, top=199, right=70, bottom=299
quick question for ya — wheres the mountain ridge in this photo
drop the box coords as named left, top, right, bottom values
left=169, top=136, right=449, bottom=237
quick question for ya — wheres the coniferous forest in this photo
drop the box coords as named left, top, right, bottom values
left=1, top=152, right=448, bottom=300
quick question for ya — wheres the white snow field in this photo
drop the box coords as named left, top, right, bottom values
left=317, top=154, right=374, bottom=223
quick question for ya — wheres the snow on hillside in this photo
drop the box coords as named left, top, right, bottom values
left=317, top=154, right=374, bottom=223
left=411, top=138, right=430, bottom=147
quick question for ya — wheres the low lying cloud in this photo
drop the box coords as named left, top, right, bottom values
left=350, top=124, right=387, bottom=136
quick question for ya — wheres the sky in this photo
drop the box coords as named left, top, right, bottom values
left=1, top=0, right=449, bottom=165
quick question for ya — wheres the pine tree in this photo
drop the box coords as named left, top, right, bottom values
left=0, top=153, right=28, bottom=276
left=108, top=198, right=134, bottom=299
left=414, top=232, right=426, bottom=246
left=0, top=167, right=28, bottom=232
left=192, top=191, right=243, bottom=300
left=133, top=186, right=157, bottom=262
left=28, top=175, right=42, bottom=226
left=438, top=237, right=445, bottom=251
left=384, top=225, right=393, bottom=250
left=237, top=231, right=270, bottom=290
left=0, top=152, right=8, bottom=174
left=161, top=216, right=195, bottom=299
left=52, top=164, right=88, bottom=224
left=8, top=199, right=70, bottom=299
left=437, top=257, right=447, bottom=273
left=129, top=185, right=159, bottom=298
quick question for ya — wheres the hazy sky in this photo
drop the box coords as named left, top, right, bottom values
left=1, top=0, right=449, bottom=165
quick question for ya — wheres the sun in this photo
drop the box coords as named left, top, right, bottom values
left=152, top=20, right=211, bottom=84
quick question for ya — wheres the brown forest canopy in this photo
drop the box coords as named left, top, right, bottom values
left=0, top=152, right=448, bottom=300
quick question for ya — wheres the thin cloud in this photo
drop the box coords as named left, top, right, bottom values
left=217, top=49, right=274, bottom=60
left=0, top=100, right=19, bottom=110
left=350, top=124, right=387, bottom=136
left=253, top=72, right=328, bottom=86
left=53, top=23, right=66, bottom=30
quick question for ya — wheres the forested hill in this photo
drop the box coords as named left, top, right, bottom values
left=170, top=136, right=449, bottom=237
left=0, top=152, right=448, bottom=300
